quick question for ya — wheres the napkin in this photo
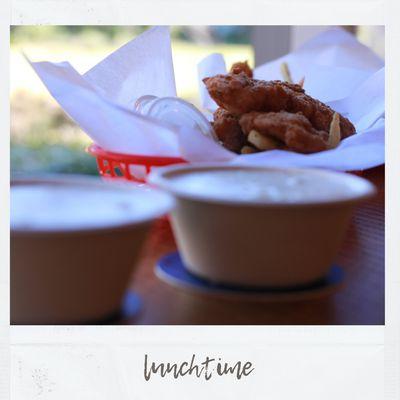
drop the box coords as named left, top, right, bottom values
left=28, top=26, right=181, bottom=157
left=28, top=26, right=384, bottom=171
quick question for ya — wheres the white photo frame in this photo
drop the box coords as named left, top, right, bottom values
left=2, top=0, right=399, bottom=398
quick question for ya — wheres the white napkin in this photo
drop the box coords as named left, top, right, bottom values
left=29, top=26, right=384, bottom=171
left=28, top=27, right=181, bottom=157
left=83, top=26, right=177, bottom=109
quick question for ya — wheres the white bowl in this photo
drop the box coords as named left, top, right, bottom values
left=11, top=175, right=174, bottom=324
left=149, top=164, right=375, bottom=288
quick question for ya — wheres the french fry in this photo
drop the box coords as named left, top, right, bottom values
left=328, top=112, right=341, bottom=149
left=280, top=62, right=293, bottom=84
left=280, top=62, right=305, bottom=88
left=248, top=130, right=280, bottom=151
left=241, top=145, right=257, bottom=154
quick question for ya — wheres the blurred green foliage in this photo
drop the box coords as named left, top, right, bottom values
left=11, top=91, right=98, bottom=175
left=11, top=143, right=98, bottom=176
left=10, top=25, right=250, bottom=45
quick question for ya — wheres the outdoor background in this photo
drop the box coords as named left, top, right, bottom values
left=10, top=26, right=384, bottom=176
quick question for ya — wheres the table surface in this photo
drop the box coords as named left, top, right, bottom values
left=124, top=166, right=384, bottom=325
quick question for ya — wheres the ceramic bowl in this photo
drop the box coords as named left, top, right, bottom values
left=11, top=175, right=173, bottom=324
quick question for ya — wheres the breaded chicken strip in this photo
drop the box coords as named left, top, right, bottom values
left=213, top=108, right=246, bottom=153
left=203, top=72, right=355, bottom=138
left=203, top=72, right=304, bottom=114
left=239, top=111, right=329, bottom=154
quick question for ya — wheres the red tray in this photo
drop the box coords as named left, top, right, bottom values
left=86, top=144, right=186, bottom=183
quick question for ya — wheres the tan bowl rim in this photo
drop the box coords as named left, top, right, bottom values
left=148, top=163, right=376, bottom=208
left=11, top=174, right=175, bottom=235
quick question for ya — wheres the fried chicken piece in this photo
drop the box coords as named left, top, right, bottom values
left=213, top=108, right=246, bottom=153
left=230, top=61, right=253, bottom=78
left=203, top=72, right=355, bottom=138
left=239, top=111, right=329, bottom=154
left=203, top=72, right=304, bottom=115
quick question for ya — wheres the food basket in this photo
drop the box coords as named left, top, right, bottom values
left=87, top=144, right=186, bottom=183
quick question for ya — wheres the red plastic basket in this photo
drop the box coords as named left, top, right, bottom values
left=87, top=144, right=186, bottom=183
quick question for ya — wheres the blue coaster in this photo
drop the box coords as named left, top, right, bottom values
left=121, top=291, right=142, bottom=318
left=156, top=252, right=344, bottom=302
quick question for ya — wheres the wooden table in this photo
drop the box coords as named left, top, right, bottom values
left=125, top=166, right=384, bottom=325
